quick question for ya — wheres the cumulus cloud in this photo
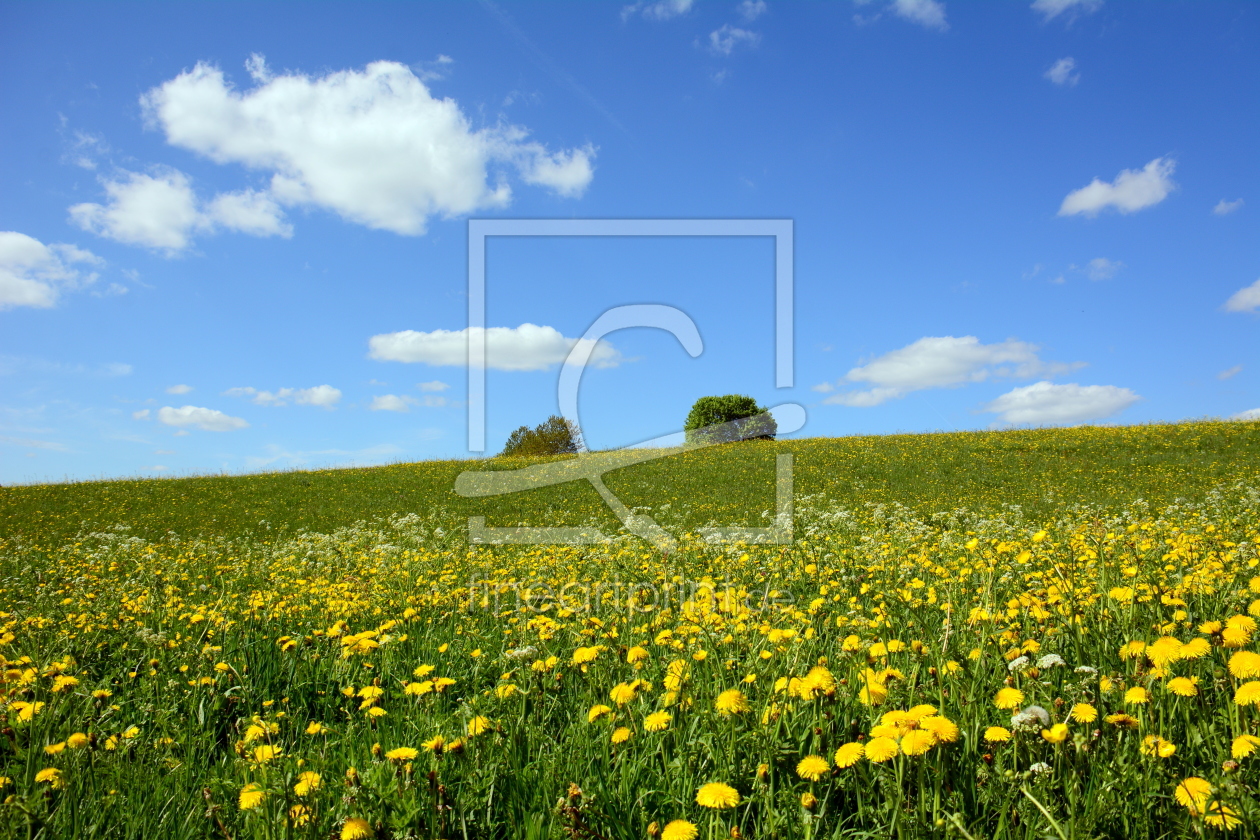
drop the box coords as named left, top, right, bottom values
left=1234, top=408, right=1260, bottom=421
left=1214, top=198, right=1244, bottom=216
left=0, top=231, right=102, bottom=310
left=166, top=384, right=193, bottom=394
left=892, top=0, right=948, bottom=30
left=1224, top=279, right=1260, bottom=313
left=139, top=57, right=595, bottom=236
left=370, top=394, right=416, bottom=412
left=223, top=385, right=341, bottom=408
left=1044, top=57, right=1079, bottom=86
left=417, top=380, right=450, bottom=392
left=738, top=0, right=767, bottom=21
left=817, top=335, right=1082, bottom=407
left=982, top=381, right=1139, bottom=426
left=709, top=24, right=762, bottom=55
left=623, top=0, right=694, bottom=21
left=1058, top=157, right=1176, bottom=217
left=368, top=324, right=624, bottom=372
left=69, top=168, right=291, bottom=253
left=1032, top=0, right=1102, bottom=22
left=157, top=405, right=248, bottom=431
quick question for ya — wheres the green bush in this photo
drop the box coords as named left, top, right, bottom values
left=684, top=394, right=777, bottom=445
left=500, top=415, right=584, bottom=457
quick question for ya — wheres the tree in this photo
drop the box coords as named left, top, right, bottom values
left=684, top=395, right=777, bottom=445
left=499, top=415, right=584, bottom=457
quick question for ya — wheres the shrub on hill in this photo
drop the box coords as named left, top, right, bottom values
left=684, top=394, right=777, bottom=445
left=500, top=415, right=583, bottom=457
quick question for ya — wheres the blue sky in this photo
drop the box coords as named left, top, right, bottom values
left=1, top=0, right=1256, bottom=484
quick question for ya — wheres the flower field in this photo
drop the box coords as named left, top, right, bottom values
left=3, top=421, right=1260, bottom=839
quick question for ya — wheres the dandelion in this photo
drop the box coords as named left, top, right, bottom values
left=715, top=689, right=750, bottom=715
left=984, top=727, right=1013, bottom=743
left=45, top=742, right=66, bottom=755
left=239, top=783, right=265, bottom=810
left=1232, top=734, right=1260, bottom=759
left=67, top=732, right=90, bottom=749
left=611, top=727, right=632, bottom=744
left=1124, top=686, right=1149, bottom=705
left=341, top=818, right=374, bottom=840
left=466, top=716, right=492, bottom=736
left=251, top=744, right=282, bottom=763
left=1234, top=681, right=1260, bottom=706
left=1175, top=777, right=1212, bottom=815
left=695, top=782, right=740, bottom=809
left=660, top=821, right=698, bottom=840
left=294, top=771, right=321, bottom=796
left=35, top=768, right=64, bottom=789
left=306, top=721, right=327, bottom=735
left=1205, top=801, right=1242, bottom=830
left=1140, top=735, right=1176, bottom=758
left=288, top=805, right=311, bottom=827
left=1069, top=703, right=1098, bottom=723
left=1166, top=677, right=1199, bottom=697
left=1105, top=713, right=1140, bottom=729
left=1041, top=723, right=1069, bottom=744
left=796, top=755, right=829, bottom=781
left=385, top=746, right=419, bottom=762
left=800, top=791, right=818, bottom=809
left=365, top=706, right=387, bottom=718
left=422, top=735, right=445, bottom=753
left=1229, top=651, right=1260, bottom=679
left=644, top=711, right=671, bottom=731
left=588, top=704, right=612, bottom=723
left=626, top=646, right=649, bottom=664
left=920, top=715, right=960, bottom=743
left=994, top=687, right=1024, bottom=710
left=901, top=730, right=936, bottom=755
left=866, top=737, right=900, bottom=762
left=609, top=682, right=638, bottom=705
left=834, top=742, right=864, bottom=767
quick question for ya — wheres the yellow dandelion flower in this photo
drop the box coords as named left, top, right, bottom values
left=1069, top=703, right=1098, bottom=723
left=1180, top=637, right=1211, bottom=659
left=1041, top=723, right=1069, bottom=744
left=35, top=768, right=64, bottom=788
left=44, top=742, right=66, bottom=755
left=341, top=818, right=374, bottom=840
left=901, top=730, right=936, bottom=756
left=834, top=742, right=865, bottom=768
left=800, top=791, right=818, bottom=809
left=1105, top=713, right=1140, bottom=729
left=920, top=716, right=959, bottom=744
left=866, top=737, right=900, bottom=762
left=1231, top=734, right=1260, bottom=759
left=984, top=726, right=1013, bottom=743
left=1140, top=735, right=1176, bottom=758
left=796, top=754, right=830, bottom=781
left=466, top=716, right=492, bottom=736
left=1175, top=778, right=1212, bottom=815
left=1234, top=681, right=1260, bottom=706
left=715, top=689, right=750, bottom=715
left=994, top=688, right=1024, bottom=710
left=611, top=727, right=632, bottom=744
left=609, top=682, right=638, bottom=705
left=644, top=711, right=671, bottom=731
left=413, top=664, right=435, bottom=679
left=1124, top=686, right=1149, bottom=705
left=288, top=804, right=311, bottom=827
left=306, top=721, right=327, bottom=735
left=385, top=746, right=419, bottom=762
left=239, top=783, right=265, bottom=810
left=1205, top=800, right=1242, bottom=829
left=294, top=771, right=321, bottom=796
left=588, top=704, right=613, bottom=723
left=365, top=706, right=387, bottom=718
left=1229, top=651, right=1260, bottom=679
left=357, top=685, right=384, bottom=700
left=660, top=820, right=698, bottom=840
left=405, top=680, right=434, bottom=696
left=66, top=732, right=90, bottom=749
left=695, top=782, right=740, bottom=809
left=251, top=744, right=281, bottom=763
left=626, top=646, right=649, bottom=664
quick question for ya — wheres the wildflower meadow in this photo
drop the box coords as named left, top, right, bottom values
left=2, top=420, right=1260, bottom=839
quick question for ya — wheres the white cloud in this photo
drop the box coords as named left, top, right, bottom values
left=0, top=231, right=102, bottom=310
left=157, top=405, right=248, bottom=431
left=166, top=384, right=193, bottom=394
left=0, top=435, right=69, bottom=452
left=1085, top=257, right=1123, bottom=281
left=892, top=0, right=948, bottom=30
left=368, top=324, right=624, bottom=372
left=1234, top=408, right=1260, bottom=421
left=1032, top=0, right=1102, bottom=22
left=982, top=381, right=1139, bottom=426
left=623, top=0, right=694, bottom=21
left=819, top=335, right=1081, bottom=406
left=1224, top=279, right=1260, bottom=313
left=132, top=409, right=150, bottom=420
left=738, top=0, right=767, bottom=21
left=223, top=385, right=341, bottom=408
left=1044, top=57, right=1079, bottom=86
left=1218, top=365, right=1242, bottom=380
left=1058, top=157, right=1176, bottom=217
left=708, top=24, right=762, bottom=55
left=370, top=394, right=416, bottom=412
left=417, top=380, right=450, bottom=392
left=140, top=57, right=594, bottom=236
left=204, top=189, right=292, bottom=237
left=1214, top=198, right=1244, bottom=216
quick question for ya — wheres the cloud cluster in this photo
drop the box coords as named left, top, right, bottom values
left=623, top=0, right=694, bottom=21
left=369, top=393, right=449, bottom=412
left=709, top=24, right=761, bottom=55
left=1214, top=198, right=1244, bottom=216
left=981, top=381, right=1139, bottom=426
left=1059, top=157, right=1176, bottom=217
left=223, top=385, right=342, bottom=408
left=815, top=335, right=1081, bottom=406
left=153, top=405, right=248, bottom=432
left=891, top=0, right=948, bottom=30
left=1044, top=57, right=1080, bottom=86
left=1032, top=0, right=1102, bottom=23
left=1224, top=279, right=1260, bottom=313
left=0, top=231, right=102, bottom=310
left=368, top=324, right=624, bottom=371
left=69, top=168, right=291, bottom=253
left=138, top=57, right=594, bottom=238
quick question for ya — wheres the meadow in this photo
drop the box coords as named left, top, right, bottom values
left=2, top=420, right=1260, bottom=839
